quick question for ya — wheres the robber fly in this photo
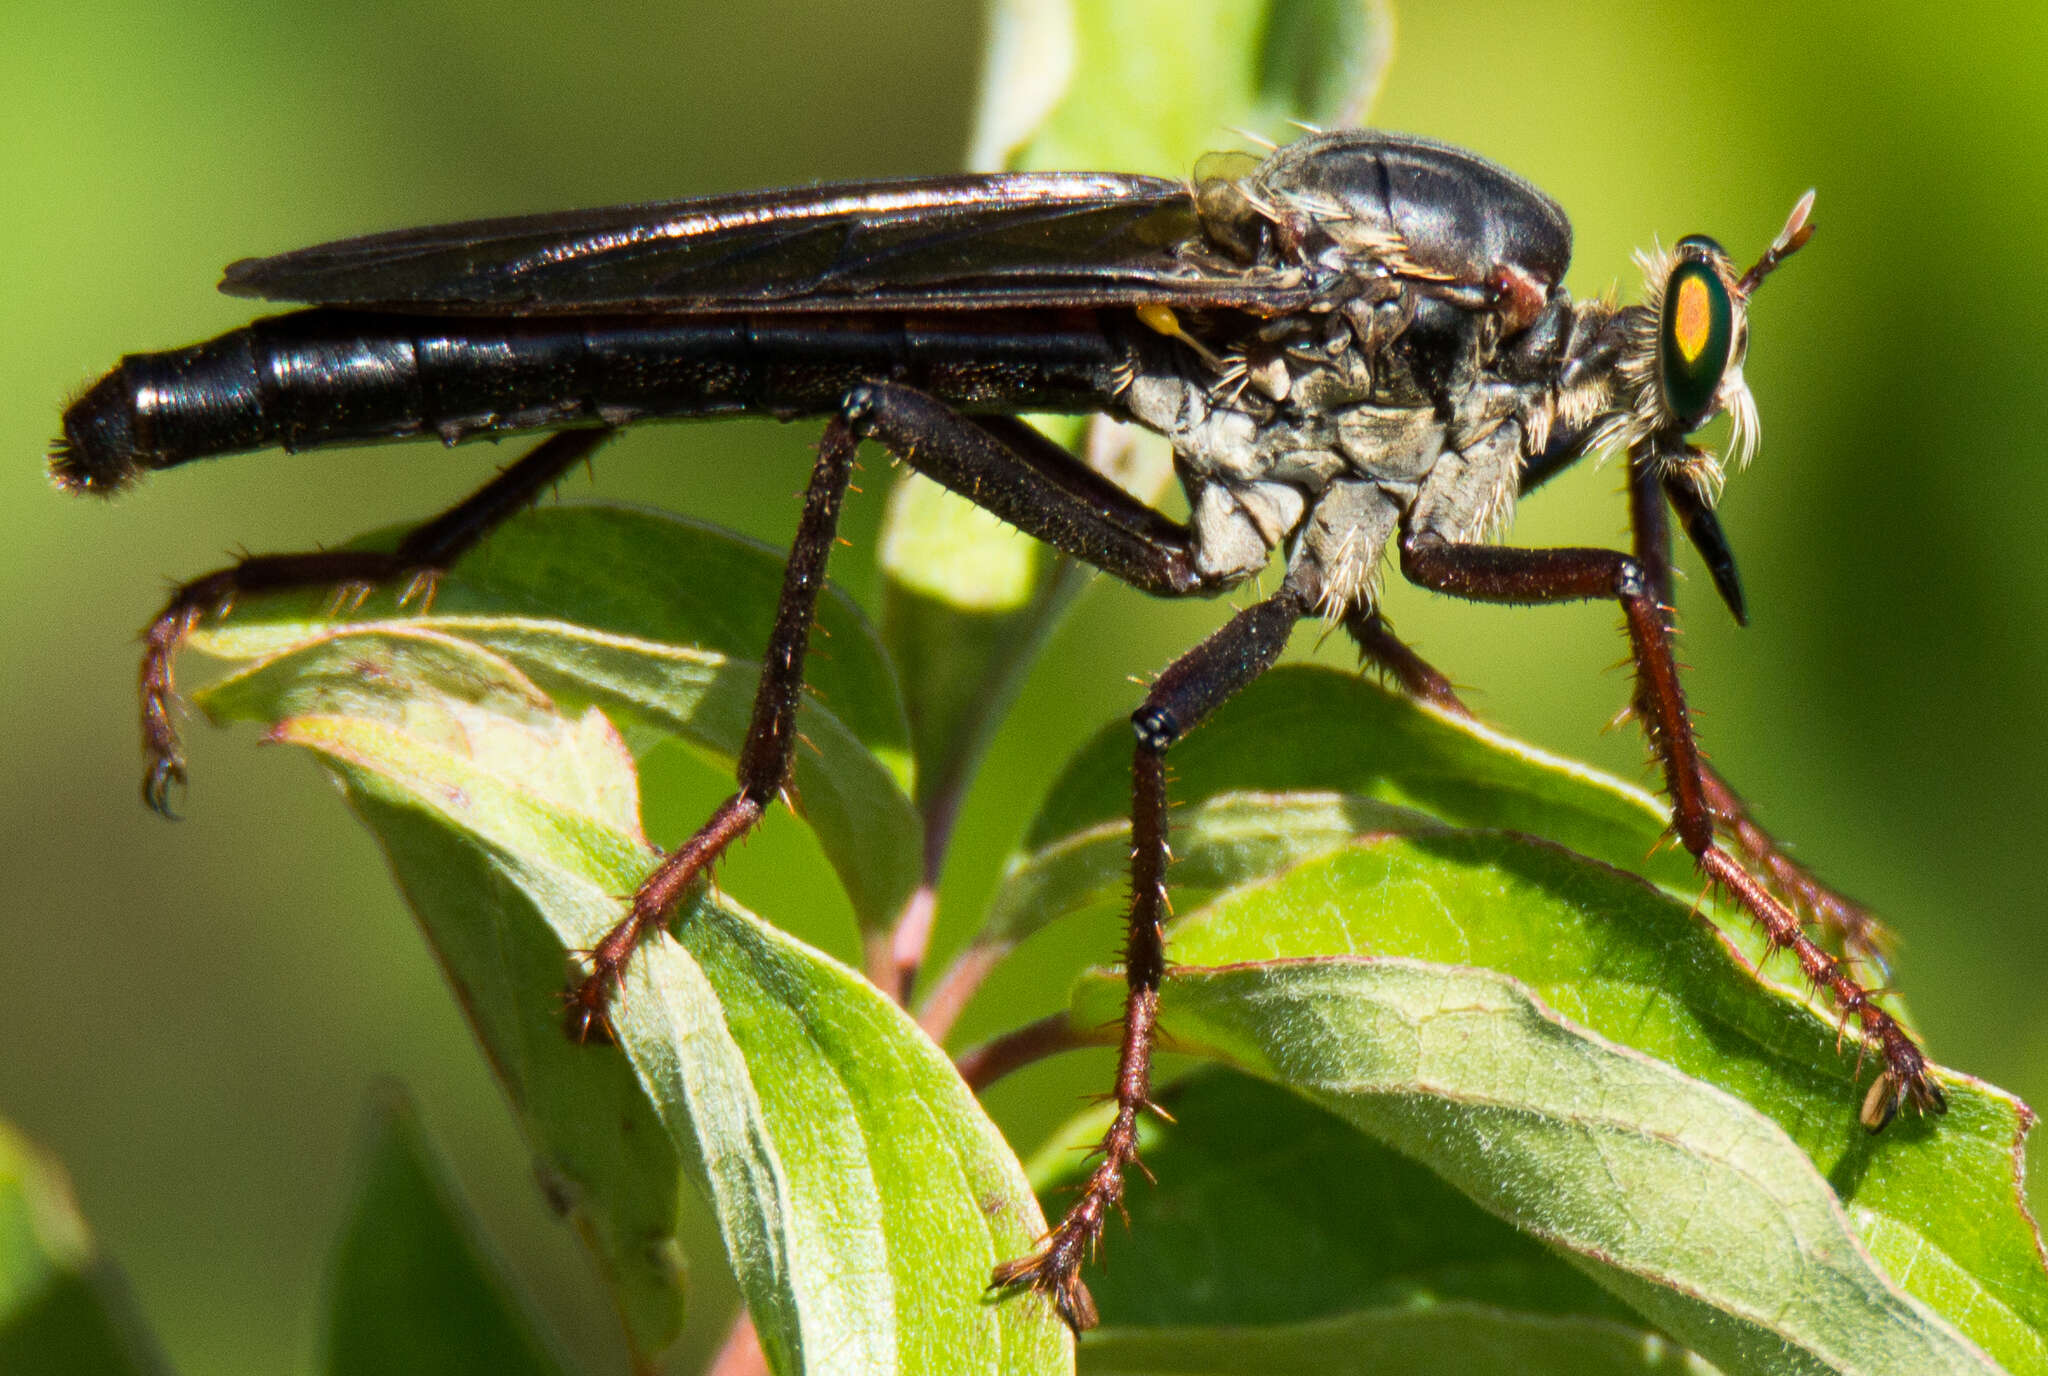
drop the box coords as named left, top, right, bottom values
left=55, top=129, right=1945, bottom=1330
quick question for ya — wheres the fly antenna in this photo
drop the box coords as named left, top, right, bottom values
left=1739, top=189, right=1816, bottom=295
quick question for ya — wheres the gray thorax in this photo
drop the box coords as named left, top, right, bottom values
left=1117, top=302, right=1611, bottom=614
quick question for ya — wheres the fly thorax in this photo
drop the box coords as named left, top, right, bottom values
left=1271, top=339, right=1377, bottom=413
left=1186, top=477, right=1310, bottom=583
left=1407, top=418, right=1524, bottom=547
left=1114, top=362, right=1302, bottom=581
left=1287, top=478, right=1403, bottom=615
left=1120, top=369, right=1264, bottom=481
left=1282, top=412, right=1523, bottom=618
left=1331, top=402, right=1446, bottom=482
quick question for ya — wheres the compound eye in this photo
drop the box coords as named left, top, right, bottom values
left=1658, top=251, right=1735, bottom=432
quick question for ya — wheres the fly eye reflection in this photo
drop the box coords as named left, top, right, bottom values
left=1658, top=237, right=1736, bottom=433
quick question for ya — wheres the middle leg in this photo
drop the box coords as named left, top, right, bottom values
left=991, top=567, right=1315, bottom=1331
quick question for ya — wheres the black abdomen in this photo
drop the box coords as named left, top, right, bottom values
left=54, top=308, right=1122, bottom=494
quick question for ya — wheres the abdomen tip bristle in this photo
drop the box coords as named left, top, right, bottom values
left=52, top=370, right=143, bottom=496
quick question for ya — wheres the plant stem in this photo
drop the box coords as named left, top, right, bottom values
left=916, top=936, right=1014, bottom=1041
left=953, top=1012, right=1103, bottom=1091
left=705, top=1312, right=767, bottom=1376
left=866, top=881, right=937, bottom=1003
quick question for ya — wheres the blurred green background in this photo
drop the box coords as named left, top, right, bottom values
left=4, top=1, right=2044, bottom=1371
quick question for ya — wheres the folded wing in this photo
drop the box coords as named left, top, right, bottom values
left=220, top=172, right=1310, bottom=316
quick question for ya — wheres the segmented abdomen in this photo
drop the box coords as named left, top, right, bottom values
left=55, top=308, right=1122, bottom=493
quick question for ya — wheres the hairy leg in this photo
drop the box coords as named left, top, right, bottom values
left=992, top=571, right=1313, bottom=1330
left=563, top=413, right=860, bottom=1034
left=1626, top=457, right=1893, bottom=969
left=1398, top=531, right=1942, bottom=1130
left=138, top=427, right=609, bottom=813
left=568, top=383, right=1228, bottom=1032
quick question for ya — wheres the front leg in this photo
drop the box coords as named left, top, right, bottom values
left=1398, top=532, right=1945, bottom=1131
left=1344, top=605, right=1897, bottom=974
left=1626, top=456, right=1893, bottom=971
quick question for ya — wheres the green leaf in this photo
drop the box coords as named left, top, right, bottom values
left=1076, top=1306, right=1719, bottom=1376
left=210, top=623, right=1067, bottom=1373
left=0, top=1120, right=170, bottom=1376
left=1052, top=829, right=2047, bottom=1372
left=324, top=1088, right=569, bottom=1376
left=985, top=664, right=1721, bottom=952
left=612, top=913, right=1068, bottom=1375
left=191, top=504, right=921, bottom=934
left=1072, top=958, right=1998, bottom=1376
left=230, top=631, right=685, bottom=1358
left=1029, top=1067, right=1651, bottom=1329
left=971, top=0, right=1393, bottom=175
left=1010, top=669, right=2048, bottom=1368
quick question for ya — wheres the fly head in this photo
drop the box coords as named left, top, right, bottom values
left=1615, top=191, right=1814, bottom=501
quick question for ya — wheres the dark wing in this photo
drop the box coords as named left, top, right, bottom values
left=220, top=172, right=1310, bottom=315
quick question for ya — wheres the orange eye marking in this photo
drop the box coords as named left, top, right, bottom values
left=1673, top=276, right=1713, bottom=364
